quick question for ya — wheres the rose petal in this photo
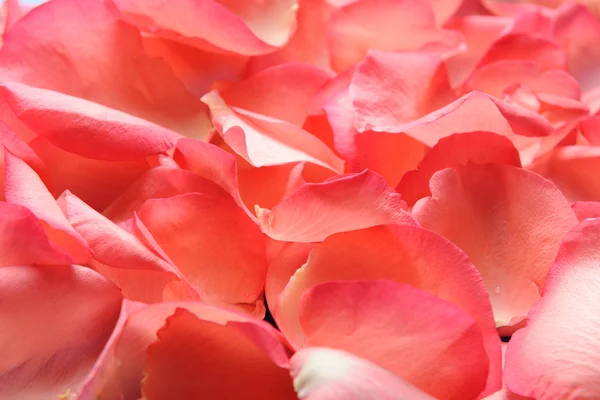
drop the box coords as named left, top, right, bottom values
left=327, top=0, right=464, bottom=72
left=257, top=170, right=416, bottom=242
left=137, top=192, right=266, bottom=310
left=299, top=280, right=489, bottom=400
left=572, top=201, right=600, bottom=221
left=397, top=131, right=522, bottom=205
left=142, top=308, right=296, bottom=400
left=275, top=224, right=501, bottom=395
left=0, top=265, right=122, bottom=399
left=0, top=0, right=207, bottom=138
left=290, top=347, right=435, bottom=400
left=203, top=90, right=345, bottom=172
left=77, top=300, right=292, bottom=400
left=504, top=219, right=600, bottom=399
left=4, top=149, right=91, bottom=263
left=0, top=202, right=75, bottom=266
left=413, top=163, right=577, bottom=331
left=107, top=0, right=299, bottom=55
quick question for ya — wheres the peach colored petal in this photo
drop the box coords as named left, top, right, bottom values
left=290, top=347, right=435, bottom=400
left=505, top=219, right=600, bottom=399
left=327, top=0, right=464, bottom=72
left=142, top=308, right=296, bottom=400
left=0, top=202, right=75, bottom=266
left=0, top=0, right=207, bottom=138
left=77, top=300, right=292, bottom=400
left=534, top=145, right=600, bottom=202
left=572, top=201, right=600, bottom=221
left=219, top=63, right=333, bottom=126
left=102, top=167, right=228, bottom=223
left=257, top=170, right=416, bottom=242
left=299, top=280, right=489, bottom=400
left=108, top=0, right=299, bottom=55
left=203, top=90, right=345, bottom=172
left=0, top=81, right=179, bottom=162
left=413, top=164, right=578, bottom=331
left=0, top=265, right=121, bottom=400
left=397, top=131, right=522, bottom=205
left=247, top=0, right=333, bottom=74
left=137, top=192, right=267, bottom=309
left=275, top=224, right=501, bottom=396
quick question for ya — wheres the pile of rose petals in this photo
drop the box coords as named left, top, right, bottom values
left=3, top=0, right=600, bottom=398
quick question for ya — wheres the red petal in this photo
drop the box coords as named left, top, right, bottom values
left=504, top=219, right=600, bottom=398
left=413, top=164, right=578, bottom=331
left=299, top=280, right=489, bottom=400
left=257, top=170, right=416, bottom=242
left=572, top=201, right=600, bottom=221
left=108, top=0, right=299, bottom=55
left=275, top=224, right=501, bottom=395
left=142, top=308, right=296, bottom=400
left=0, top=265, right=121, bottom=399
left=137, top=193, right=266, bottom=310
left=0, top=0, right=207, bottom=138
left=397, top=131, right=522, bottom=205
left=291, top=347, right=435, bottom=400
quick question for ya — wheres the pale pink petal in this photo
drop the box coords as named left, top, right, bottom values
left=0, top=265, right=122, bottom=400
left=257, top=170, right=416, bottom=242
left=505, top=219, right=600, bottom=399
left=290, top=347, right=435, bottom=400
left=413, top=164, right=578, bottom=331
left=299, top=280, right=489, bottom=400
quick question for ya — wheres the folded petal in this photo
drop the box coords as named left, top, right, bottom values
left=291, top=347, right=435, bottom=400
left=77, top=300, right=293, bottom=400
left=0, top=81, right=179, bottom=162
left=0, top=0, right=207, bottom=138
left=299, top=280, right=489, bottom=400
left=60, top=191, right=194, bottom=303
left=257, top=170, right=416, bottom=242
left=4, top=149, right=91, bottom=263
left=0, top=265, right=122, bottom=400
left=136, top=192, right=267, bottom=310
left=108, top=0, right=299, bottom=55
left=203, top=90, right=344, bottom=172
left=504, top=219, right=600, bottom=399
left=413, top=164, right=578, bottom=331
left=397, top=131, right=522, bottom=205
left=0, top=202, right=75, bottom=266
left=327, top=0, right=464, bottom=72
left=275, top=224, right=501, bottom=395
left=572, top=201, right=600, bottom=221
